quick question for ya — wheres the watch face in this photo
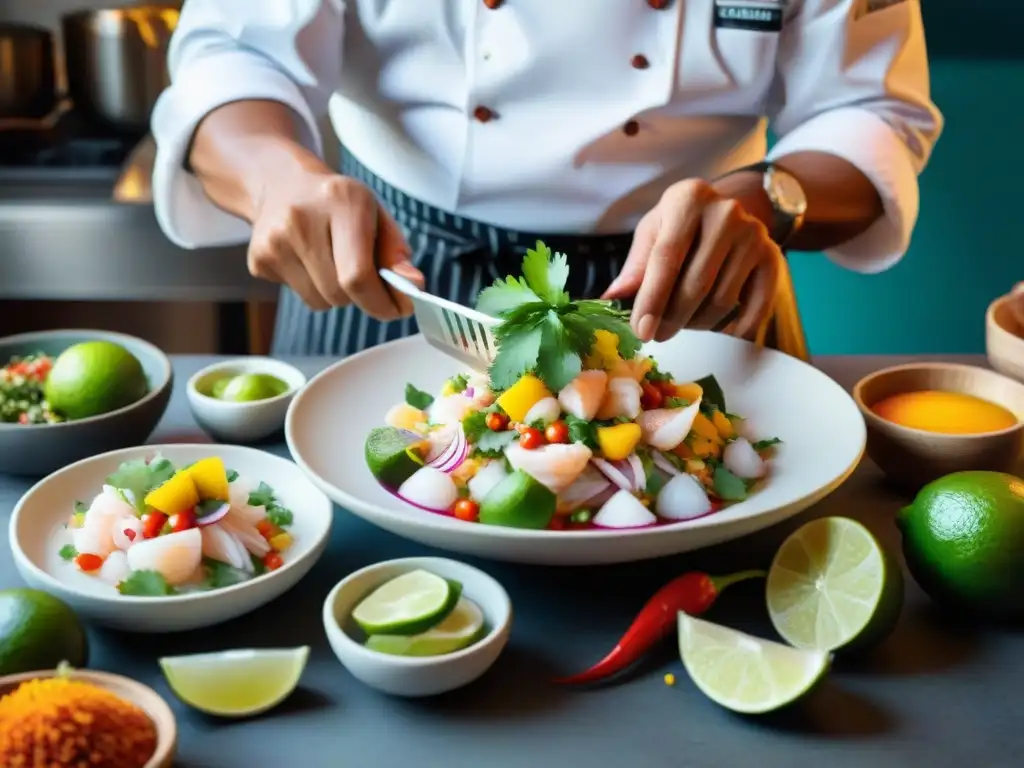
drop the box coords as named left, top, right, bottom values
left=769, top=169, right=808, bottom=217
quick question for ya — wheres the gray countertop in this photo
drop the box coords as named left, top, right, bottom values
left=1, top=354, right=1018, bottom=768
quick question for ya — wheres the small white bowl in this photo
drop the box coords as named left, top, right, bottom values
left=322, top=557, right=512, bottom=697
left=9, top=443, right=333, bottom=633
left=187, top=357, right=307, bottom=443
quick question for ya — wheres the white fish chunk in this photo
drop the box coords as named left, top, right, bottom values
left=126, top=528, right=203, bottom=586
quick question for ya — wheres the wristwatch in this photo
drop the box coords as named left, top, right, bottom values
left=731, top=161, right=808, bottom=247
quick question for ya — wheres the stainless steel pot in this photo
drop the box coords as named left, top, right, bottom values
left=0, top=23, right=57, bottom=120
left=62, top=6, right=180, bottom=132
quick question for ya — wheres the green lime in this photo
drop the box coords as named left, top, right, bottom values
left=44, top=340, right=148, bottom=420
left=365, top=427, right=425, bottom=487
left=897, top=471, right=1024, bottom=621
left=365, top=597, right=486, bottom=657
left=210, top=376, right=232, bottom=399
left=478, top=469, right=557, bottom=530
left=678, top=613, right=830, bottom=715
left=766, top=516, right=904, bottom=653
left=218, top=373, right=289, bottom=402
left=352, top=570, right=462, bottom=636
left=0, top=588, right=88, bottom=675
left=159, top=646, right=309, bottom=718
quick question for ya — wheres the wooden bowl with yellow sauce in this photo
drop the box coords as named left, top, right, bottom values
left=986, top=291, right=1024, bottom=384
left=853, top=363, right=1024, bottom=493
left=0, top=668, right=176, bottom=768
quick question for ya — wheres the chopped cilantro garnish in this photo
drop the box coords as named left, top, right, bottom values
left=753, top=437, right=782, bottom=451
left=448, top=374, right=470, bottom=393
left=59, top=544, right=78, bottom=561
left=196, top=498, right=226, bottom=518
left=117, top=570, right=176, bottom=597
left=201, top=558, right=249, bottom=589
left=476, top=241, right=641, bottom=392
left=474, top=429, right=517, bottom=458
left=247, top=481, right=294, bottom=528
left=694, top=374, right=726, bottom=413
left=73, top=500, right=88, bottom=514
left=226, top=468, right=239, bottom=483
left=405, top=383, right=434, bottom=410
left=664, top=397, right=688, bottom=409
left=251, top=554, right=267, bottom=576
left=565, top=414, right=598, bottom=450
left=646, top=358, right=672, bottom=382
left=105, top=455, right=176, bottom=513
left=461, top=409, right=491, bottom=444
left=247, top=481, right=275, bottom=508
left=712, top=464, right=748, bottom=502
left=266, top=505, right=293, bottom=527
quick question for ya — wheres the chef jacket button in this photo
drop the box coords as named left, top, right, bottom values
left=631, top=54, right=650, bottom=70
left=647, top=0, right=670, bottom=9
left=483, top=0, right=503, bottom=8
left=623, top=120, right=640, bottom=136
left=473, top=106, right=496, bottom=123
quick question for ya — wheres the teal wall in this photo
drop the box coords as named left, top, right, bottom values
left=791, top=6, right=1022, bottom=355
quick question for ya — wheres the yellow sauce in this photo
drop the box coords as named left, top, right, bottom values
left=871, top=390, right=1018, bottom=435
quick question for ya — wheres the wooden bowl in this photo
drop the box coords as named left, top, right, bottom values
left=853, top=363, right=1024, bottom=493
left=986, top=292, right=1024, bottom=383
left=0, top=668, right=176, bottom=768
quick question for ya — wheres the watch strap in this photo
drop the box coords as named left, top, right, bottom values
left=722, top=161, right=801, bottom=246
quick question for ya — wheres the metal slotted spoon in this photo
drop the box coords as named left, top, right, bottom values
left=379, top=268, right=500, bottom=371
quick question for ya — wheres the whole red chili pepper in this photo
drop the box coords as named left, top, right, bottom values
left=553, top=569, right=766, bottom=686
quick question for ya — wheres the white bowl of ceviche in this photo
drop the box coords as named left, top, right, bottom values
left=286, top=244, right=866, bottom=566
left=8, top=444, right=333, bottom=632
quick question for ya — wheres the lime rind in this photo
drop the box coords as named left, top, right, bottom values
left=678, top=613, right=830, bottom=715
left=158, top=646, right=309, bottom=718
left=352, top=570, right=463, bottom=636
left=364, top=597, right=486, bottom=657
left=766, top=516, right=903, bottom=653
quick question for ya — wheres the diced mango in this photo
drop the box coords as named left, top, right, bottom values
left=674, top=382, right=704, bottom=403
left=187, top=456, right=230, bottom=501
left=268, top=532, right=293, bottom=552
left=385, top=402, right=428, bottom=432
left=496, top=374, right=552, bottom=422
left=609, top=357, right=652, bottom=383
left=689, top=434, right=722, bottom=460
left=590, top=329, right=621, bottom=366
left=597, top=422, right=643, bottom=461
left=673, top=442, right=694, bottom=459
left=711, top=410, right=736, bottom=440
left=691, top=412, right=723, bottom=444
left=144, top=471, right=199, bottom=516
left=451, top=458, right=482, bottom=484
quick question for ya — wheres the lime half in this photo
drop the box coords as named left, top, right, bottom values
left=767, top=516, right=904, bottom=653
left=365, top=597, right=486, bottom=657
left=352, top=570, right=462, bottom=636
left=678, top=614, right=830, bottom=715
left=159, top=646, right=309, bottom=718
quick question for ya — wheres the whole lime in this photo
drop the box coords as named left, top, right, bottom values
left=0, top=588, right=88, bottom=675
left=897, top=471, right=1024, bottom=621
left=218, top=373, right=288, bottom=403
left=44, top=340, right=149, bottom=420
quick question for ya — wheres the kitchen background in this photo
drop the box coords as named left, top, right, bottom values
left=0, top=0, right=1018, bottom=355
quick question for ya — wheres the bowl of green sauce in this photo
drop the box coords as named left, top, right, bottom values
left=187, top=357, right=307, bottom=444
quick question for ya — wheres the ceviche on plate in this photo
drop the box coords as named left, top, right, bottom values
left=365, top=242, right=781, bottom=532
left=53, top=454, right=295, bottom=596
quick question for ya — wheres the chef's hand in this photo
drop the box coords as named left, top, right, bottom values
left=1011, top=282, right=1024, bottom=333
left=603, top=178, right=782, bottom=342
left=247, top=160, right=424, bottom=318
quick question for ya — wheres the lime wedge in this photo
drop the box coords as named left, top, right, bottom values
left=352, top=570, right=462, bottom=636
left=678, top=614, right=830, bottom=714
left=365, top=597, right=486, bottom=657
left=159, top=646, right=309, bottom=718
left=766, top=516, right=904, bottom=653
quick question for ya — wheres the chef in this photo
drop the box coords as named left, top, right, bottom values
left=151, top=0, right=942, bottom=357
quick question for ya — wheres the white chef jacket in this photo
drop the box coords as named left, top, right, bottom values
left=151, top=0, right=942, bottom=273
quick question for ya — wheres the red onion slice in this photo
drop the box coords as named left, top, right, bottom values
left=590, top=457, right=633, bottom=491
left=196, top=501, right=231, bottom=527
left=626, top=453, right=646, bottom=491
left=652, top=451, right=682, bottom=477
left=426, top=424, right=468, bottom=473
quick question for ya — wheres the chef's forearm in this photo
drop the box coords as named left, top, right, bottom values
left=714, top=151, right=884, bottom=252
left=188, top=99, right=329, bottom=223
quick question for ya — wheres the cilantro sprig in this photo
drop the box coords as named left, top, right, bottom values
left=477, top=242, right=640, bottom=392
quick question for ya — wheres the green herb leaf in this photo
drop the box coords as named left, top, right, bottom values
left=461, top=409, right=491, bottom=444
left=247, top=481, right=275, bottom=508
left=752, top=437, right=782, bottom=451
left=474, top=429, right=518, bottom=458
left=201, top=558, right=249, bottom=590
left=196, top=498, right=227, bottom=518
left=405, top=383, right=434, bottom=410
left=694, top=374, right=726, bottom=413
left=565, top=414, right=598, bottom=450
left=105, top=456, right=176, bottom=513
left=489, top=323, right=544, bottom=390
left=251, top=554, right=267, bottom=576
left=226, top=469, right=239, bottom=483
left=664, top=397, right=688, bottom=409
left=520, top=241, right=570, bottom=306
left=73, top=500, right=88, bottom=515
left=535, top=310, right=582, bottom=392
left=646, top=472, right=667, bottom=496
left=266, top=504, right=294, bottom=528
left=59, top=544, right=78, bottom=561
left=117, top=570, right=176, bottom=597
left=712, top=464, right=748, bottom=502
left=573, top=300, right=642, bottom=359
left=645, top=358, right=672, bottom=382
left=447, top=374, right=470, bottom=394
left=476, top=275, right=541, bottom=316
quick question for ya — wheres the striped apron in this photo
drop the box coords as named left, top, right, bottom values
left=271, top=153, right=809, bottom=360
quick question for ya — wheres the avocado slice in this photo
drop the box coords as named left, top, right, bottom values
left=478, top=469, right=557, bottom=530
left=365, top=427, right=426, bottom=488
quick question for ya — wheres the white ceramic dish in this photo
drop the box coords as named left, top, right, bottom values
left=187, top=357, right=307, bottom=443
left=322, top=557, right=512, bottom=697
left=9, top=444, right=333, bottom=633
left=286, top=331, right=866, bottom=565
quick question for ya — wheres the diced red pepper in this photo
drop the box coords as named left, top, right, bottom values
left=263, top=552, right=284, bottom=571
left=256, top=519, right=280, bottom=540
left=142, top=512, right=168, bottom=539
left=169, top=507, right=198, bottom=533
left=640, top=381, right=664, bottom=410
left=75, top=553, right=105, bottom=572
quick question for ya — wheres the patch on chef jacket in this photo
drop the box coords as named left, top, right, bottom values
left=714, top=1, right=785, bottom=33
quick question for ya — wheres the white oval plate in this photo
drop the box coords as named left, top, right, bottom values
left=9, top=444, right=333, bottom=632
left=286, top=332, right=865, bottom=565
